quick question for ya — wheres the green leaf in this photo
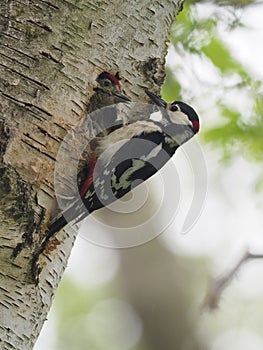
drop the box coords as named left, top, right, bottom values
left=202, top=38, right=249, bottom=79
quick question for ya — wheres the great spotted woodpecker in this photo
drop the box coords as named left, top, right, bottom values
left=32, top=89, right=199, bottom=276
left=47, top=90, right=200, bottom=236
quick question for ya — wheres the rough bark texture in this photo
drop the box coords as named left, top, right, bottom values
left=0, top=0, right=183, bottom=348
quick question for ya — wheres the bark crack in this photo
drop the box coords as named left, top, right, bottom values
left=0, top=63, right=50, bottom=90
left=20, top=139, right=56, bottom=162
left=0, top=92, right=52, bottom=118
left=26, top=20, right=52, bottom=33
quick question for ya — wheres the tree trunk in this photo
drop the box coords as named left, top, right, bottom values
left=0, top=0, right=183, bottom=348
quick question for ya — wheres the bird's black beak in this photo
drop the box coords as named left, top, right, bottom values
left=111, top=91, right=131, bottom=102
left=94, top=87, right=131, bottom=102
left=145, top=90, right=167, bottom=108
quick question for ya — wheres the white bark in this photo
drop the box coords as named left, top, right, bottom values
left=0, top=0, right=184, bottom=348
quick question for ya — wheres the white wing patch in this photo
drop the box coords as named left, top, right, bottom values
left=149, top=110, right=162, bottom=122
left=141, top=143, right=163, bottom=161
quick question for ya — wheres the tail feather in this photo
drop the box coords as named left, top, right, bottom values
left=47, top=214, right=68, bottom=237
left=47, top=198, right=87, bottom=236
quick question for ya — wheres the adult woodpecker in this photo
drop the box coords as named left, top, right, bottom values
left=32, top=90, right=199, bottom=273
left=46, top=91, right=199, bottom=236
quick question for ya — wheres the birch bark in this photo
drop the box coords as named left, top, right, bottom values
left=0, top=0, right=183, bottom=348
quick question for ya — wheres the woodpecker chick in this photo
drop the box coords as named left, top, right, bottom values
left=88, top=72, right=131, bottom=112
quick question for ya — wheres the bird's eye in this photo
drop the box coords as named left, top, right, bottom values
left=170, top=105, right=178, bottom=112
left=103, top=79, right=112, bottom=87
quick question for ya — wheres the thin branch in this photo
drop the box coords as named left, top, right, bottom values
left=203, top=249, right=263, bottom=310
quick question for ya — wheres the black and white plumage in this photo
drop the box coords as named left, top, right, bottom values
left=31, top=90, right=200, bottom=277
left=47, top=90, right=200, bottom=237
